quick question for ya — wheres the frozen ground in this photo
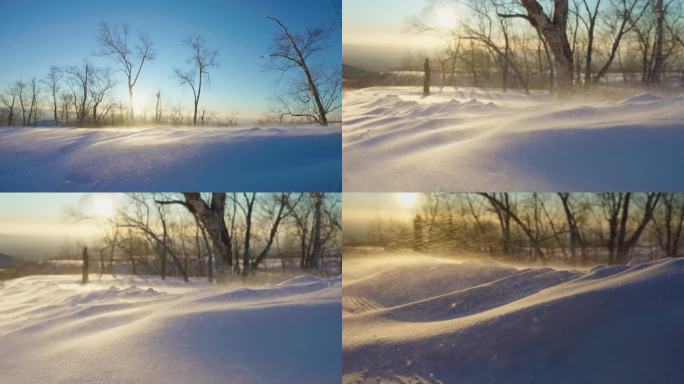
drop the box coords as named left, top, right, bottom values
left=343, top=87, right=684, bottom=191
left=0, top=274, right=341, bottom=383
left=343, top=252, right=684, bottom=384
left=0, top=124, right=341, bottom=191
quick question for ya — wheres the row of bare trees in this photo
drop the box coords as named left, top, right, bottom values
left=1, top=16, right=340, bottom=127
left=408, top=0, right=684, bottom=95
left=69, top=193, right=341, bottom=283
left=349, top=193, right=684, bottom=266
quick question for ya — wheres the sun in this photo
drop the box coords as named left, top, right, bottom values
left=396, top=193, right=419, bottom=209
left=434, top=4, right=458, bottom=29
left=92, top=195, right=115, bottom=218
left=131, top=94, right=146, bottom=116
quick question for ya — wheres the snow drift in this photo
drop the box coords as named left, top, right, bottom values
left=343, top=254, right=684, bottom=384
left=0, top=274, right=341, bottom=383
left=343, top=87, right=684, bottom=191
left=0, top=125, right=341, bottom=191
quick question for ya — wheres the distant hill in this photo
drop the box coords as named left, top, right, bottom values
left=0, top=252, right=27, bottom=268
left=343, top=64, right=378, bottom=78
left=344, top=44, right=428, bottom=72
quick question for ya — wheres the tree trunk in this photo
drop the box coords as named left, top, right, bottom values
left=518, top=0, right=574, bottom=94
left=128, top=83, right=134, bottom=124
left=651, top=0, right=665, bottom=85
left=308, top=193, right=324, bottom=269
left=193, top=100, right=198, bottom=125
left=182, top=193, right=232, bottom=270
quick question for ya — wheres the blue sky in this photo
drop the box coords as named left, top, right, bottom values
left=0, top=0, right=341, bottom=121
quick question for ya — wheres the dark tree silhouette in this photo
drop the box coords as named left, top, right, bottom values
left=97, top=22, right=156, bottom=123
left=266, top=17, right=341, bottom=125
left=174, top=35, right=218, bottom=126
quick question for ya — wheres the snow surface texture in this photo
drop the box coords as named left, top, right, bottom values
left=0, top=274, right=341, bottom=383
left=343, top=254, right=684, bottom=384
left=343, top=87, right=684, bottom=191
left=0, top=125, right=341, bottom=191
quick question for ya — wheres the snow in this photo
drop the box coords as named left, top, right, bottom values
left=0, top=125, right=341, bottom=191
left=343, top=253, right=684, bottom=383
left=343, top=86, right=684, bottom=191
left=0, top=274, right=341, bottom=383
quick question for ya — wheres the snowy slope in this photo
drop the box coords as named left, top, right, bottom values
left=0, top=125, right=341, bottom=191
left=0, top=274, right=341, bottom=384
left=343, top=87, right=684, bottom=191
left=343, top=254, right=684, bottom=384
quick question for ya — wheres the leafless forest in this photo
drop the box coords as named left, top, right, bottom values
left=29, top=193, right=342, bottom=283
left=1, top=17, right=340, bottom=127
left=347, top=0, right=684, bottom=95
left=345, top=192, right=684, bottom=266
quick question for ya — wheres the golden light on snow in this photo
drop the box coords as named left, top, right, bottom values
left=434, top=4, right=458, bottom=29
left=92, top=194, right=115, bottom=217
left=396, top=193, right=418, bottom=209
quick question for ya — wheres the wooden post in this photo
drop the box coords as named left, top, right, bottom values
left=423, top=58, right=431, bottom=97
left=82, top=247, right=89, bottom=284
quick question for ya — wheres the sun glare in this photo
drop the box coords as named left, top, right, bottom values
left=92, top=195, right=115, bottom=217
left=434, top=5, right=458, bottom=29
left=396, top=193, right=418, bottom=209
left=132, top=94, right=147, bottom=116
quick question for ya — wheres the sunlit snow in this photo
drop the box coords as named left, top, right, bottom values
left=0, top=274, right=341, bottom=383
left=342, top=250, right=684, bottom=383
left=343, top=87, right=684, bottom=191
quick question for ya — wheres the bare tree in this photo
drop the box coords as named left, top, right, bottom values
left=117, top=194, right=189, bottom=282
left=599, top=192, right=661, bottom=264
left=558, top=192, right=585, bottom=261
left=43, top=66, right=63, bottom=125
left=251, top=193, right=301, bottom=272
left=578, top=0, right=602, bottom=87
left=458, top=0, right=531, bottom=92
left=16, top=78, right=40, bottom=126
left=59, top=91, right=72, bottom=125
left=64, top=62, right=93, bottom=126
left=500, top=0, right=575, bottom=93
left=266, top=17, right=340, bottom=125
left=234, top=193, right=257, bottom=273
left=155, top=91, right=161, bottom=123
left=652, top=193, right=684, bottom=257
left=224, top=110, right=240, bottom=127
left=592, top=0, right=649, bottom=83
left=158, top=193, right=232, bottom=272
left=16, top=80, right=28, bottom=125
left=97, top=22, right=156, bottom=123
left=174, top=35, right=218, bottom=126
left=0, top=83, right=18, bottom=126
left=90, top=67, right=117, bottom=125
left=479, top=192, right=547, bottom=260
left=651, top=0, right=667, bottom=83
left=27, top=78, right=40, bottom=126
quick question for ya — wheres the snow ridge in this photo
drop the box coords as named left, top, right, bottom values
left=343, top=257, right=684, bottom=384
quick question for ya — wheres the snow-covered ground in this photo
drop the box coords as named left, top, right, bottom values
left=343, top=87, right=684, bottom=191
left=343, top=252, right=684, bottom=383
left=0, top=125, right=341, bottom=191
left=0, top=274, right=341, bottom=383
